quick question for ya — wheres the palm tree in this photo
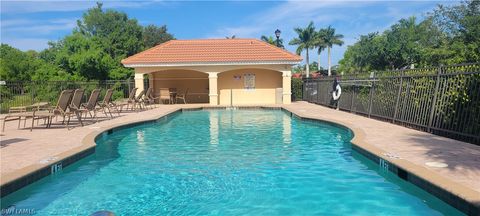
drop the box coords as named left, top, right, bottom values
left=322, top=25, right=344, bottom=76
left=289, top=21, right=316, bottom=78
left=261, top=35, right=284, bottom=48
left=225, top=35, right=236, bottom=39
left=314, top=29, right=327, bottom=73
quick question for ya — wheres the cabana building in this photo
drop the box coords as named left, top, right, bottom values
left=121, top=38, right=302, bottom=105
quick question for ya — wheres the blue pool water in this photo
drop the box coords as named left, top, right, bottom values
left=2, top=110, right=463, bottom=215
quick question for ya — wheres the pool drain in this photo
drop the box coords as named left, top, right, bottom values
left=383, top=152, right=401, bottom=159
left=425, top=161, right=448, bottom=168
left=39, top=156, right=58, bottom=164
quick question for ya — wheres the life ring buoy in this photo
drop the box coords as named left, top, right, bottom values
left=332, top=84, right=342, bottom=100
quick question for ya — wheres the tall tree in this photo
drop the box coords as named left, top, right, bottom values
left=314, top=29, right=327, bottom=72
left=322, top=25, right=344, bottom=76
left=383, top=17, right=421, bottom=69
left=0, top=44, right=75, bottom=81
left=339, top=1, right=479, bottom=73
left=76, top=2, right=144, bottom=60
left=143, top=25, right=175, bottom=49
left=289, top=21, right=316, bottom=78
left=0, top=44, right=36, bottom=81
left=1, top=3, right=174, bottom=81
left=261, top=35, right=285, bottom=48
left=430, top=0, right=480, bottom=63
left=52, top=32, right=116, bottom=80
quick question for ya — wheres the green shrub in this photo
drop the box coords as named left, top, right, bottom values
left=291, top=78, right=303, bottom=101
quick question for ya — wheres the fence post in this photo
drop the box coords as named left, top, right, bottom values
left=316, top=79, right=320, bottom=104
left=302, top=79, right=305, bottom=101
left=350, top=76, right=356, bottom=112
left=367, top=72, right=375, bottom=118
left=127, top=78, right=132, bottom=98
left=350, top=85, right=355, bottom=112
left=304, top=79, right=309, bottom=102
left=427, top=66, right=442, bottom=132
left=393, top=70, right=404, bottom=123
left=31, top=81, right=35, bottom=104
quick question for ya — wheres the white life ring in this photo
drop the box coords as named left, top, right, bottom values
left=332, top=84, right=342, bottom=100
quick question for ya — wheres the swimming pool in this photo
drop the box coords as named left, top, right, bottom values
left=1, top=109, right=463, bottom=215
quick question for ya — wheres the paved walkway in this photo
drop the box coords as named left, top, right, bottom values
left=1, top=102, right=479, bottom=206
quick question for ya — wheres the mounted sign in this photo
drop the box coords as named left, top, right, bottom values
left=244, top=74, right=255, bottom=89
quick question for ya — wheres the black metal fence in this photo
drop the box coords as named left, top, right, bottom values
left=0, top=80, right=135, bottom=114
left=303, top=63, right=480, bottom=145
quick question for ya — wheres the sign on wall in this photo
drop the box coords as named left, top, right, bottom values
left=244, top=73, right=255, bottom=89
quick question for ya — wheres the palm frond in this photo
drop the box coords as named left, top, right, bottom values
left=289, top=38, right=301, bottom=45
left=296, top=45, right=304, bottom=55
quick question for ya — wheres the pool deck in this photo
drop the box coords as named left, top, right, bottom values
left=1, top=102, right=479, bottom=212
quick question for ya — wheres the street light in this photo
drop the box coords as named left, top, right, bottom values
left=275, top=29, right=281, bottom=47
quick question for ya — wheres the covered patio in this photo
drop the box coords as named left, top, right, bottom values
left=122, top=39, right=302, bottom=105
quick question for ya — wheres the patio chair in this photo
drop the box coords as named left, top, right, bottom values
left=69, top=89, right=85, bottom=126
left=77, top=89, right=101, bottom=122
left=143, top=87, right=160, bottom=108
left=97, top=89, right=120, bottom=117
left=133, top=89, right=146, bottom=111
left=31, top=89, right=75, bottom=130
left=2, top=106, right=30, bottom=132
left=70, top=89, right=85, bottom=110
left=117, top=88, right=138, bottom=111
left=143, top=87, right=155, bottom=108
left=159, top=88, right=171, bottom=104
left=176, top=88, right=189, bottom=104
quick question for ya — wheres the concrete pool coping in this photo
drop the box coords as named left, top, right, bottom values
left=1, top=103, right=479, bottom=215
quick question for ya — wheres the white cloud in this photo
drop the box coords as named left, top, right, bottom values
left=207, top=1, right=359, bottom=39
left=0, top=1, right=160, bottom=14
left=206, top=1, right=374, bottom=66
left=206, top=0, right=443, bottom=66
left=1, top=19, right=34, bottom=28
left=0, top=38, right=51, bottom=51
left=2, top=18, right=77, bottom=35
left=1, top=17, right=77, bottom=50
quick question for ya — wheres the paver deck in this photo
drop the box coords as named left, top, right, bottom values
left=1, top=102, right=479, bottom=209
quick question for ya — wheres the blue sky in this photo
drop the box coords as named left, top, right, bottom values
left=1, top=0, right=457, bottom=66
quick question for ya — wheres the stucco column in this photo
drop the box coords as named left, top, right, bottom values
left=148, top=73, right=154, bottom=92
left=208, top=72, right=218, bottom=105
left=134, top=73, right=145, bottom=96
left=282, top=70, right=292, bottom=104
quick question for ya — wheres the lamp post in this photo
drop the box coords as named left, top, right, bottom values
left=275, top=29, right=281, bottom=47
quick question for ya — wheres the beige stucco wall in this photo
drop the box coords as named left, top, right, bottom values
left=151, top=70, right=209, bottom=103
left=133, top=64, right=292, bottom=105
left=218, top=69, right=282, bottom=105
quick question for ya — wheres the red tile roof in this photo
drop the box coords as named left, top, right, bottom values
left=121, top=39, right=302, bottom=65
